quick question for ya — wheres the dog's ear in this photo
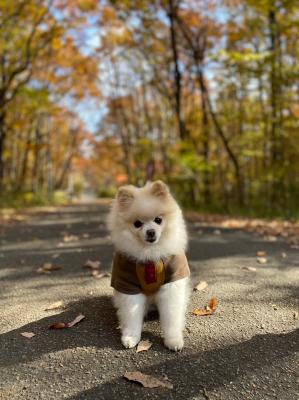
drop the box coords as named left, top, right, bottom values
left=151, top=180, right=169, bottom=197
left=117, top=186, right=134, bottom=209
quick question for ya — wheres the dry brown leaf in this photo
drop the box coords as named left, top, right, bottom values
left=193, top=297, right=218, bottom=316
left=194, top=281, right=208, bottom=291
left=193, top=308, right=214, bottom=316
left=256, top=250, right=267, bottom=257
left=242, top=266, right=257, bottom=272
left=63, top=234, right=79, bottom=243
left=66, top=314, right=85, bottom=327
left=49, top=314, right=85, bottom=329
left=20, top=332, right=35, bottom=339
left=281, top=252, right=287, bottom=258
left=124, top=371, right=173, bottom=389
left=83, top=260, right=101, bottom=270
left=45, top=301, right=64, bottom=311
left=90, top=270, right=110, bottom=279
left=37, top=263, right=62, bottom=273
left=49, top=321, right=68, bottom=329
left=257, top=257, right=267, bottom=264
left=136, top=340, right=152, bottom=353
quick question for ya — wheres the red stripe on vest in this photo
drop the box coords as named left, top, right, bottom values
left=144, top=261, right=156, bottom=284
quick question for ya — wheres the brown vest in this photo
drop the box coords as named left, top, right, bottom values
left=111, top=251, right=190, bottom=295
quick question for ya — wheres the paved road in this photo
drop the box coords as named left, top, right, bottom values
left=0, top=203, right=298, bottom=400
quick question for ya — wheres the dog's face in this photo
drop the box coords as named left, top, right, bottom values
left=130, top=214, right=164, bottom=245
left=108, top=180, right=187, bottom=261
left=116, top=181, right=176, bottom=247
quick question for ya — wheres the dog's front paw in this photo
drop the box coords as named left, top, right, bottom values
left=164, top=336, right=184, bottom=352
left=121, top=335, right=140, bottom=349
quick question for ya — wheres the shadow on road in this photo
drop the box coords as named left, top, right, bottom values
left=66, top=328, right=298, bottom=400
left=0, top=296, right=120, bottom=368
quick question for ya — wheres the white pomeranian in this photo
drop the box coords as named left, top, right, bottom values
left=107, top=180, right=190, bottom=351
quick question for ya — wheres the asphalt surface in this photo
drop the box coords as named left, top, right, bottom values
left=0, top=202, right=298, bottom=400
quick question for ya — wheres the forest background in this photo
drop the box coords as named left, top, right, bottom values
left=0, top=0, right=298, bottom=218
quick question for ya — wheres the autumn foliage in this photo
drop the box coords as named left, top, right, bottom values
left=1, top=0, right=298, bottom=216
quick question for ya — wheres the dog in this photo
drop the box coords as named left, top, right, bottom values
left=107, top=180, right=190, bottom=351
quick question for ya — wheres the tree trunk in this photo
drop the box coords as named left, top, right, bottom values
left=16, top=128, right=32, bottom=191
left=167, top=0, right=187, bottom=140
left=0, top=112, right=6, bottom=188
left=196, top=65, right=211, bottom=204
left=268, top=7, right=282, bottom=206
left=200, top=75, right=244, bottom=206
left=55, top=130, right=77, bottom=190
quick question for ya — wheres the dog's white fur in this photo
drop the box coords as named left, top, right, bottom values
left=107, top=181, right=190, bottom=351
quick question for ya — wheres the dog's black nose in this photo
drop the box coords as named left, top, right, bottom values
left=146, top=229, right=156, bottom=238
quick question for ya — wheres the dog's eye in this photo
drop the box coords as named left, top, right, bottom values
left=133, top=220, right=143, bottom=228
left=154, top=217, right=162, bottom=225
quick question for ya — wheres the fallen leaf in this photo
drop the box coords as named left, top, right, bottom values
left=281, top=252, right=287, bottom=258
left=83, top=233, right=90, bottom=238
left=256, top=250, right=267, bottom=257
left=194, top=281, right=208, bottom=291
left=63, top=234, right=79, bottom=243
left=90, top=270, right=110, bottom=279
left=136, top=340, right=152, bottom=353
left=45, top=301, right=64, bottom=311
left=213, top=229, right=221, bottom=235
left=242, top=266, right=257, bottom=272
left=49, top=321, right=68, bottom=329
left=257, top=257, right=267, bottom=264
left=123, top=371, right=173, bottom=389
left=49, top=314, right=85, bottom=329
left=37, top=263, right=62, bottom=273
left=66, top=314, right=85, bottom=328
left=21, top=332, right=35, bottom=339
left=83, top=260, right=101, bottom=270
left=264, top=235, right=277, bottom=242
left=209, top=297, right=218, bottom=311
left=193, top=297, right=218, bottom=316
left=193, top=308, right=214, bottom=316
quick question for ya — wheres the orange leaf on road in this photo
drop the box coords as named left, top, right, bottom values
left=193, top=297, right=218, bottom=316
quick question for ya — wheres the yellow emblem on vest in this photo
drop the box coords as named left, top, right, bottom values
left=136, top=260, right=165, bottom=295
